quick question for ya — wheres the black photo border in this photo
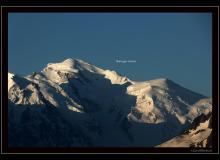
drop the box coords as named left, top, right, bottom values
left=1, top=6, right=219, bottom=154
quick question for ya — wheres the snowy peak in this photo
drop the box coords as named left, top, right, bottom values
left=146, top=78, right=189, bottom=92
left=41, top=58, right=106, bottom=84
left=44, top=58, right=104, bottom=73
left=126, top=78, right=173, bottom=97
left=50, top=58, right=78, bottom=71
left=41, top=58, right=131, bottom=85
left=127, top=78, right=207, bottom=124
left=42, top=58, right=79, bottom=83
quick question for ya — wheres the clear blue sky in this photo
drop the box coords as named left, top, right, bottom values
left=8, top=13, right=212, bottom=97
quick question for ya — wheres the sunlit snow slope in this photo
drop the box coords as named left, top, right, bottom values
left=157, top=110, right=212, bottom=147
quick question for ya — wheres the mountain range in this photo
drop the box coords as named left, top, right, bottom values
left=8, top=58, right=212, bottom=147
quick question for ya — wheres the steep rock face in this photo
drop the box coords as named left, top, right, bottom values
left=157, top=110, right=212, bottom=147
left=8, top=73, right=44, bottom=105
left=8, top=58, right=211, bottom=147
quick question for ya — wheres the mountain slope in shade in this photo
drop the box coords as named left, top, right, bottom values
left=8, top=58, right=211, bottom=147
left=157, top=110, right=212, bottom=147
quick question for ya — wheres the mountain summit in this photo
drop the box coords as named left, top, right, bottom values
left=8, top=58, right=212, bottom=147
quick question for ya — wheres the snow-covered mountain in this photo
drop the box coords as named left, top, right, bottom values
left=8, top=58, right=212, bottom=147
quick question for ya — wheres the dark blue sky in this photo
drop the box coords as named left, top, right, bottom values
left=8, top=13, right=212, bottom=96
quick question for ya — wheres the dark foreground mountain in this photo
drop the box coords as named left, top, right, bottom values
left=8, top=58, right=212, bottom=147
